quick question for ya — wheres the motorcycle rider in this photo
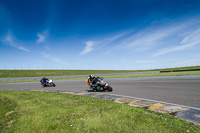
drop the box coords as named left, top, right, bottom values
left=88, top=74, right=98, bottom=85
left=87, top=75, right=110, bottom=91
left=41, top=77, right=48, bottom=84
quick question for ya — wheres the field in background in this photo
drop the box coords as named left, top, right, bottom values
left=1, top=90, right=199, bottom=132
left=1, top=71, right=200, bottom=84
left=0, top=70, right=147, bottom=78
left=0, top=66, right=200, bottom=78
left=103, top=71, right=200, bottom=78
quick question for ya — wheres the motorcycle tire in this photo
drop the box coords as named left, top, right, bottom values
left=52, top=83, right=56, bottom=87
left=93, top=87, right=97, bottom=92
left=43, top=84, right=46, bottom=87
left=107, top=85, right=113, bottom=91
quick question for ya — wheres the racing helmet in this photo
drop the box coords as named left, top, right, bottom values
left=89, top=74, right=94, bottom=79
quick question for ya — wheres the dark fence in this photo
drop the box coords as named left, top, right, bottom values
left=160, top=69, right=200, bottom=73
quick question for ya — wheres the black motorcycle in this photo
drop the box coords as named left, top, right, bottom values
left=85, top=77, right=113, bottom=91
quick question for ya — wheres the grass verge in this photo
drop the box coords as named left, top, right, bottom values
left=0, top=70, right=146, bottom=78
left=1, top=66, right=200, bottom=78
left=1, top=71, right=200, bottom=84
left=0, top=90, right=199, bottom=133
left=103, top=71, right=200, bottom=78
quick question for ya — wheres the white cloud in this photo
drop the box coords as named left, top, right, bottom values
left=124, top=23, right=186, bottom=51
left=5, top=33, right=14, bottom=46
left=107, top=16, right=200, bottom=56
left=80, top=33, right=126, bottom=55
left=36, top=29, right=48, bottom=44
left=18, top=46, right=29, bottom=52
left=80, top=41, right=96, bottom=54
left=180, top=27, right=200, bottom=44
left=153, top=42, right=198, bottom=57
left=79, top=16, right=200, bottom=70
left=101, top=25, right=184, bottom=55
left=37, top=33, right=45, bottom=44
left=41, top=52, right=69, bottom=65
left=153, top=27, right=200, bottom=56
left=3, top=32, right=30, bottom=52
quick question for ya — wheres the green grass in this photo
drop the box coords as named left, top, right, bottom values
left=0, top=66, right=200, bottom=78
left=0, top=77, right=88, bottom=84
left=103, top=71, right=200, bottom=78
left=1, top=71, right=200, bottom=84
left=0, top=70, right=147, bottom=78
left=0, top=90, right=199, bottom=133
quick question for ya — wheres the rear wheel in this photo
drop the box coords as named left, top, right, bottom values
left=107, top=85, right=113, bottom=91
left=43, top=84, right=46, bottom=87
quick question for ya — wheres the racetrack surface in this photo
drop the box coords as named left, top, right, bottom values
left=1, top=75, right=200, bottom=108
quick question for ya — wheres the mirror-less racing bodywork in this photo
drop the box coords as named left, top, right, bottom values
left=40, top=78, right=56, bottom=87
left=85, top=77, right=113, bottom=91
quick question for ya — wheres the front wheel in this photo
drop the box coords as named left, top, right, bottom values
left=107, top=85, right=113, bottom=91
left=52, top=83, right=56, bottom=87
left=92, top=86, right=97, bottom=92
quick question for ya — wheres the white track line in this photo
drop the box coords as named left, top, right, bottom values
left=102, top=93, right=200, bottom=111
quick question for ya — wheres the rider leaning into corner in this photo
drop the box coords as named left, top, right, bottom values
left=41, top=77, right=48, bottom=84
left=88, top=74, right=98, bottom=85
left=87, top=74, right=112, bottom=91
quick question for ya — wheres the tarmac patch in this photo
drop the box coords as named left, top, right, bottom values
left=162, top=106, right=188, bottom=113
left=176, top=110, right=200, bottom=125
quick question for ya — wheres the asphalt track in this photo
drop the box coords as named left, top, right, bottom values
left=0, top=75, right=200, bottom=108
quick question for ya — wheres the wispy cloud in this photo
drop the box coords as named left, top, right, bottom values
left=18, top=46, right=29, bottom=52
left=36, top=29, right=49, bottom=44
left=123, top=22, right=188, bottom=51
left=37, top=33, right=45, bottom=44
left=153, top=42, right=198, bottom=57
left=153, top=27, right=200, bottom=56
left=104, top=16, right=200, bottom=58
left=41, top=52, right=69, bottom=65
left=80, top=33, right=126, bottom=55
left=80, top=41, right=97, bottom=54
left=2, top=32, right=30, bottom=52
left=101, top=20, right=192, bottom=56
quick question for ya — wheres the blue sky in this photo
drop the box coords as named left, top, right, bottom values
left=0, top=0, right=200, bottom=70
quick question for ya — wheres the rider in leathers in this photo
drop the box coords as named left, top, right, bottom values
left=88, top=75, right=98, bottom=85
